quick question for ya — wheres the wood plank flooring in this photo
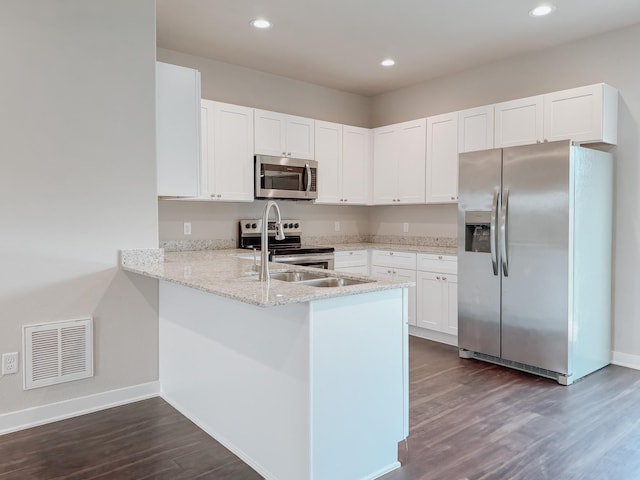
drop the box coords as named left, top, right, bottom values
left=3, top=336, right=640, bottom=479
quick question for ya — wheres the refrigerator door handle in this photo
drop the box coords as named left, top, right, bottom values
left=501, top=187, right=510, bottom=277
left=490, top=188, right=499, bottom=276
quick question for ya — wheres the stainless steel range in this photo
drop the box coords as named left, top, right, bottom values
left=239, top=219, right=335, bottom=269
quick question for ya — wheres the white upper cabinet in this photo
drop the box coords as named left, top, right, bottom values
left=315, top=121, right=343, bottom=204
left=495, top=84, right=618, bottom=148
left=373, top=119, right=426, bottom=205
left=200, top=100, right=254, bottom=202
left=341, top=125, right=371, bottom=204
left=316, top=122, right=371, bottom=205
left=494, top=95, right=544, bottom=148
left=458, top=105, right=494, bottom=153
left=543, top=83, right=618, bottom=145
left=254, top=109, right=315, bottom=160
left=426, top=112, right=458, bottom=204
left=156, top=62, right=201, bottom=197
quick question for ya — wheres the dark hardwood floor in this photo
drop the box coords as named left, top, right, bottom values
left=2, top=336, right=640, bottom=479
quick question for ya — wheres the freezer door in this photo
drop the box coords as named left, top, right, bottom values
left=501, top=141, right=570, bottom=374
left=458, top=148, right=502, bottom=357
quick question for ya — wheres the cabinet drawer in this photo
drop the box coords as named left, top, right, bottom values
left=334, top=250, right=369, bottom=268
left=417, top=253, right=457, bottom=274
left=371, top=250, right=417, bottom=269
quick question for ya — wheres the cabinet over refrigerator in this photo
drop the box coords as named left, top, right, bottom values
left=457, top=140, right=613, bottom=385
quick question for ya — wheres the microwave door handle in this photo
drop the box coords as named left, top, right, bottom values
left=490, top=188, right=499, bottom=276
left=305, top=163, right=311, bottom=194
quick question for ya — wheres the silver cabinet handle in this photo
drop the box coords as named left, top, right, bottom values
left=490, top=188, right=499, bottom=276
left=287, top=152, right=291, bottom=156
left=501, top=187, right=509, bottom=277
left=217, top=194, right=221, bottom=198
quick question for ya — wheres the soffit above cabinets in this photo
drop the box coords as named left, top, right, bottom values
left=156, top=0, right=640, bottom=96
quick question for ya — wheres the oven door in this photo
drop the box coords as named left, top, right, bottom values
left=255, top=155, right=318, bottom=200
left=271, top=253, right=335, bottom=270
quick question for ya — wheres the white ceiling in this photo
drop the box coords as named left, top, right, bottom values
left=156, top=0, right=640, bottom=97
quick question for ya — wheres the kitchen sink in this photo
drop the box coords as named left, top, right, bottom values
left=297, top=277, right=373, bottom=288
left=269, top=271, right=329, bottom=282
left=267, top=270, right=373, bottom=287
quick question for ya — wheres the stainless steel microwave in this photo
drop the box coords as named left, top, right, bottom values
left=255, top=155, right=318, bottom=200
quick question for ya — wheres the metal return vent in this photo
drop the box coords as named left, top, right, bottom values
left=23, top=318, right=93, bottom=390
left=461, top=350, right=571, bottom=385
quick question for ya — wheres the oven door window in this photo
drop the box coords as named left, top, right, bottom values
left=261, top=165, right=303, bottom=191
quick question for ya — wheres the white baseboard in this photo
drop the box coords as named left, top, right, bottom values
left=409, top=325, right=458, bottom=347
left=611, top=351, right=640, bottom=371
left=0, top=381, right=160, bottom=435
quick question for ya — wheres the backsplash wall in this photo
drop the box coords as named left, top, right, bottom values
left=159, top=200, right=370, bottom=246
left=159, top=200, right=457, bottom=247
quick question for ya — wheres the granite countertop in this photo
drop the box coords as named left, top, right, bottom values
left=329, top=243, right=457, bottom=256
left=121, top=250, right=413, bottom=308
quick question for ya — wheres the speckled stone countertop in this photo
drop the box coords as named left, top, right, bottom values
left=121, top=250, right=413, bottom=308
left=329, top=243, right=457, bottom=256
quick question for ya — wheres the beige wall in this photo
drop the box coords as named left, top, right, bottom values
left=0, top=1, right=158, bottom=413
left=157, top=48, right=371, bottom=128
left=371, top=24, right=640, bottom=357
left=159, top=200, right=369, bottom=242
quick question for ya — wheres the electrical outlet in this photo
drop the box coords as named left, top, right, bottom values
left=403, top=222, right=409, bottom=233
left=334, top=221, right=340, bottom=232
left=183, top=222, right=192, bottom=235
left=2, top=352, right=18, bottom=375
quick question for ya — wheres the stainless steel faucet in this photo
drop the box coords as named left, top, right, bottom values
left=260, top=200, right=285, bottom=281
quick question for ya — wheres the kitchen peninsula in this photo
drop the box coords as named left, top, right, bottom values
left=122, top=249, right=411, bottom=480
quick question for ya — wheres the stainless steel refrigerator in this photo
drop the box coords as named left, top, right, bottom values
left=457, top=140, right=613, bottom=385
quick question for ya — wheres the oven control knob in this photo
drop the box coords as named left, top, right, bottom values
left=251, top=223, right=257, bottom=229
left=245, top=223, right=251, bottom=229
left=288, top=223, right=293, bottom=228
left=294, top=223, right=299, bottom=228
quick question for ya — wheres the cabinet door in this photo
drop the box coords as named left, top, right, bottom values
left=458, top=105, right=494, bottom=153
left=494, top=95, right=543, bottom=147
left=285, top=115, right=315, bottom=160
left=394, top=268, right=417, bottom=327
left=370, top=266, right=416, bottom=326
left=445, top=275, right=458, bottom=335
left=372, top=127, right=399, bottom=205
left=416, top=271, right=445, bottom=331
left=426, top=113, right=458, bottom=204
left=254, top=109, right=286, bottom=156
left=341, top=126, right=371, bottom=205
left=210, top=101, right=254, bottom=201
left=156, top=62, right=201, bottom=197
left=315, top=121, right=342, bottom=204
left=397, top=119, right=427, bottom=204
left=543, top=84, right=606, bottom=144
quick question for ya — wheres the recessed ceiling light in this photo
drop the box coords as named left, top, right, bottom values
left=381, top=59, right=395, bottom=67
left=251, top=19, right=271, bottom=29
left=529, top=5, right=555, bottom=17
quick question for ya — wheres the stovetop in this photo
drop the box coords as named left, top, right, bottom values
left=238, top=219, right=334, bottom=255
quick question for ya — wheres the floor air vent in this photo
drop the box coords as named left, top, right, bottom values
left=23, top=318, right=93, bottom=390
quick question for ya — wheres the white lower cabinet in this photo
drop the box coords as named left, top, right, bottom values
left=415, top=254, right=458, bottom=338
left=370, top=251, right=417, bottom=326
left=333, top=250, right=369, bottom=275
left=416, top=271, right=457, bottom=335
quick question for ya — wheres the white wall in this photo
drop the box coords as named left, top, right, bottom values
left=0, top=1, right=158, bottom=414
left=157, top=48, right=371, bottom=128
left=372, top=24, right=640, bottom=358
